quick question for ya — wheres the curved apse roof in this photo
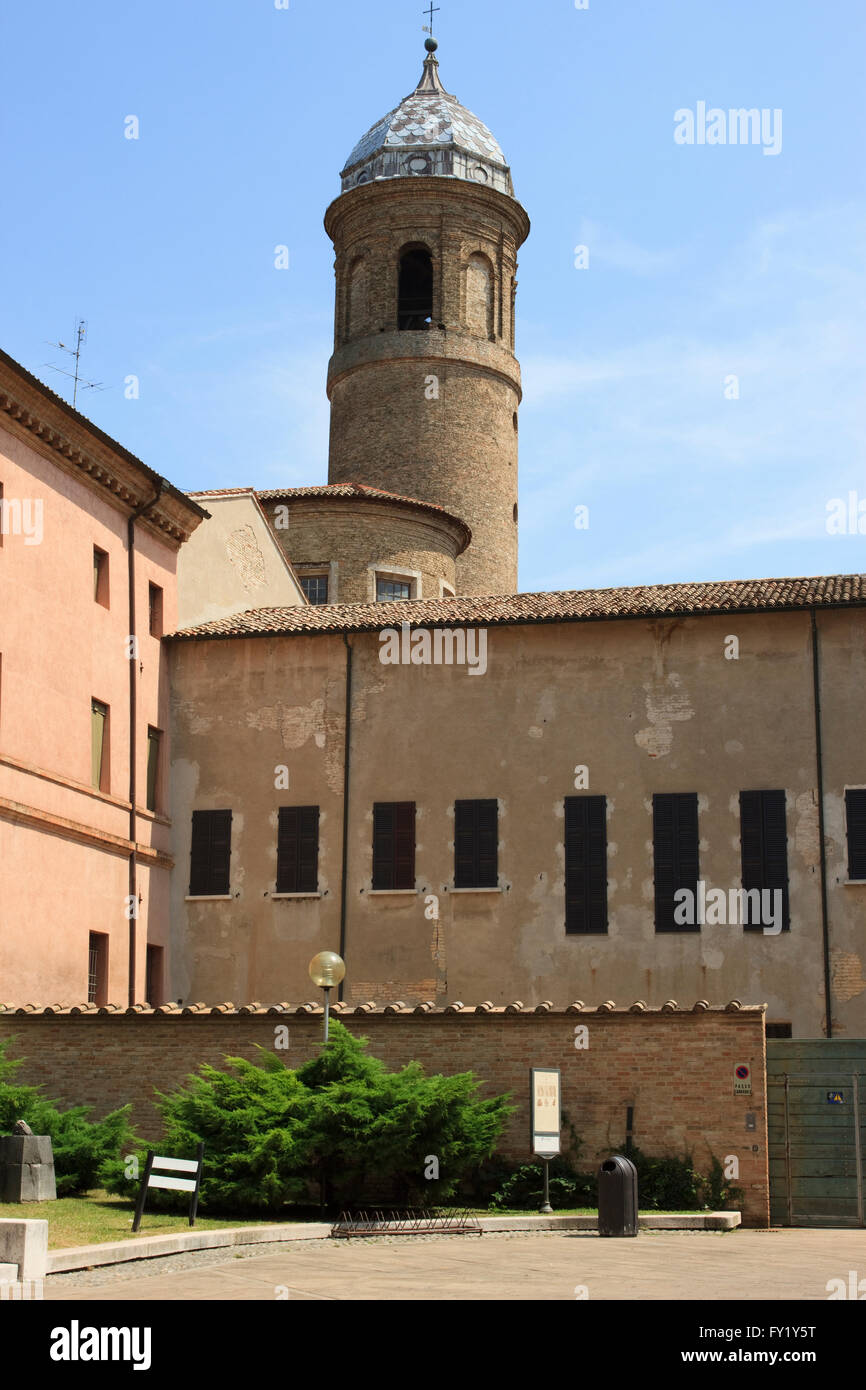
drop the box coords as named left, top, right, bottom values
left=340, top=42, right=514, bottom=198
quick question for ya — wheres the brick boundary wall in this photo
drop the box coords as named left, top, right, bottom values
left=0, top=1005, right=769, bottom=1226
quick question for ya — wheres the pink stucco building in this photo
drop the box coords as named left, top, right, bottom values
left=0, top=348, right=206, bottom=1006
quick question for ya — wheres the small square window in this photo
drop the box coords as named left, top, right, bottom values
left=300, top=574, right=329, bottom=605
left=377, top=577, right=412, bottom=601
left=149, top=583, right=163, bottom=637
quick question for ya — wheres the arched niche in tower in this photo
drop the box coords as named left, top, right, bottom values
left=346, top=255, right=370, bottom=340
left=465, top=252, right=495, bottom=341
left=397, top=244, right=434, bottom=331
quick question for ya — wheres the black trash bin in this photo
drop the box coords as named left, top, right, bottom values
left=597, top=1154, right=638, bottom=1237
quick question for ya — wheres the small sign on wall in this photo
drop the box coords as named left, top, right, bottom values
left=734, top=1063, right=752, bottom=1096
left=530, top=1067, right=561, bottom=1156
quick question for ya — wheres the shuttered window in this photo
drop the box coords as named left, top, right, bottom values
left=372, top=802, right=416, bottom=890
left=277, top=806, right=320, bottom=894
left=91, top=699, right=109, bottom=791
left=146, top=727, right=161, bottom=812
left=653, top=792, right=700, bottom=933
left=845, top=789, right=866, bottom=881
left=739, top=790, right=790, bottom=932
left=565, top=796, right=608, bottom=934
left=454, top=799, right=498, bottom=888
left=189, top=809, right=232, bottom=896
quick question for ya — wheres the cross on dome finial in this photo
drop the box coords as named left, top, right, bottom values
left=422, top=2, right=440, bottom=41
left=415, top=4, right=447, bottom=95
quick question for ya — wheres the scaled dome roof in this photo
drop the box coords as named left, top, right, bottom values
left=340, top=44, right=514, bottom=198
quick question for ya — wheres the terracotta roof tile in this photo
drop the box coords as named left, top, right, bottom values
left=255, top=482, right=471, bottom=549
left=0, top=1000, right=765, bottom=1016
left=168, top=573, right=866, bottom=641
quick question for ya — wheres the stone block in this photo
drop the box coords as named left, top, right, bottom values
left=0, top=1135, right=57, bottom=1201
left=0, top=1220, right=48, bottom=1281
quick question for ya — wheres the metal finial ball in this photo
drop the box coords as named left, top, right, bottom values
left=425, top=37, right=438, bottom=53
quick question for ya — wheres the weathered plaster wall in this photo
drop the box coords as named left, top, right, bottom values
left=168, top=608, right=866, bottom=1034
left=178, top=493, right=306, bottom=629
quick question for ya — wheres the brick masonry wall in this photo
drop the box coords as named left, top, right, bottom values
left=0, top=1007, right=769, bottom=1225
left=268, top=498, right=460, bottom=603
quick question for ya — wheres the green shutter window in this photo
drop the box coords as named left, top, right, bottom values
left=91, top=700, right=108, bottom=790
left=372, top=803, right=416, bottom=890
left=454, top=799, right=498, bottom=888
left=653, top=792, right=700, bottom=933
left=276, top=806, right=320, bottom=894
left=565, top=795, right=608, bottom=934
left=146, top=728, right=161, bottom=812
left=740, top=790, right=790, bottom=931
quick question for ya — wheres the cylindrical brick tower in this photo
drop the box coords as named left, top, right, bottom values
left=324, top=40, right=530, bottom=596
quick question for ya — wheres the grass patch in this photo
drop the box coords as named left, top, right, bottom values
left=0, top=1191, right=303, bottom=1250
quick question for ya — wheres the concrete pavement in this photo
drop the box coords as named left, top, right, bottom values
left=44, top=1228, right=866, bottom=1301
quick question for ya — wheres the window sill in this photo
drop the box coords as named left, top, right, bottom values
left=842, top=880, right=866, bottom=886
left=185, top=894, right=233, bottom=902
left=450, top=887, right=501, bottom=894
left=367, top=889, right=418, bottom=896
left=271, top=892, right=322, bottom=900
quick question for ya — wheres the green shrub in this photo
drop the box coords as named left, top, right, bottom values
left=105, top=1018, right=513, bottom=1213
left=703, top=1154, right=745, bottom=1210
left=628, top=1146, right=704, bottom=1210
left=0, top=1037, right=136, bottom=1196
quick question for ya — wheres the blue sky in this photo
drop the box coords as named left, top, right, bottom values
left=3, top=0, right=864, bottom=593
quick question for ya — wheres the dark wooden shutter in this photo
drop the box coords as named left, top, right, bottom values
left=277, top=806, right=319, bottom=894
left=565, top=796, right=608, bottom=934
left=846, top=789, right=866, bottom=881
left=372, top=803, right=415, bottom=890
left=189, top=809, right=232, bottom=895
left=653, top=793, right=699, bottom=932
left=454, top=799, right=498, bottom=888
left=740, top=790, right=790, bottom=931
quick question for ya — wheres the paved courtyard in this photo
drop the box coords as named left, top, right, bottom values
left=44, top=1228, right=865, bottom=1301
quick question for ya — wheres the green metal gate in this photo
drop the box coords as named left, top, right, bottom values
left=767, top=1040, right=866, bottom=1227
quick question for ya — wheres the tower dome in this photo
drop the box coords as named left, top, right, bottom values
left=340, top=45, right=514, bottom=197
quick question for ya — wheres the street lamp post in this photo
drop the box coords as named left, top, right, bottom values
left=308, top=951, right=346, bottom=1042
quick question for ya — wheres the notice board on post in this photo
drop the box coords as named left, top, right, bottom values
left=530, top=1067, right=561, bottom=1156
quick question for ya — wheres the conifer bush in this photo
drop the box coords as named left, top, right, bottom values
left=105, top=1019, right=513, bottom=1212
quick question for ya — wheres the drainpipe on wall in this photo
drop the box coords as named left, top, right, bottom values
left=338, top=633, right=353, bottom=1002
left=810, top=607, right=833, bottom=1038
left=127, top=482, right=163, bottom=1006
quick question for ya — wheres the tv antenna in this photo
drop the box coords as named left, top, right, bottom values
left=44, top=319, right=104, bottom=408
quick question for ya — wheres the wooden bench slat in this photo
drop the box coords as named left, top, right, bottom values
left=147, top=1175, right=198, bottom=1193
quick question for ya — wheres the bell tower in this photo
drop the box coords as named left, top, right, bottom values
left=324, top=40, right=530, bottom=596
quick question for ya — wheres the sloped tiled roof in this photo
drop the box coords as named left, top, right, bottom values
left=256, top=482, right=472, bottom=549
left=168, top=574, right=866, bottom=642
left=0, top=999, right=761, bottom=1017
